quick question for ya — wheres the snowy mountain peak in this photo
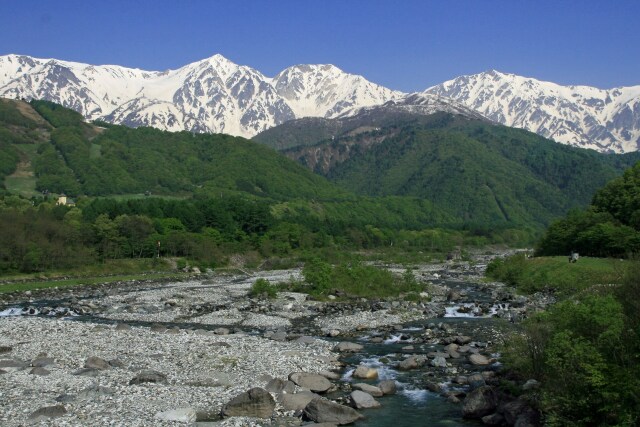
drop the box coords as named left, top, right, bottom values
left=426, top=70, right=640, bottom=153
left=0, top=53, right=399, bottom=138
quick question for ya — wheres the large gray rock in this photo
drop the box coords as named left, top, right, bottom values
left=0, top=346, right=12, bottom=354
left=29, top=367, right=50, bottom=376
left=84, top=356, right=110, bottom=370
left=303, top=398, right=364, bottom=425
left=350, top=390, right=381, bottom=409
left=352, top=383, right=383, bottom=397
left=352, top=365, right=378, bottom=380
left=280, top=391, right=319, bottom=411
left=31, top=356, right=55, bottom=367
left=335, top=342, right=363, bottom=352
left=289, top=372, right=332, bottom=393
left=398, top=355, right=426, bottom=370
left=27, top=405, right=67, bottom=423
left=129, top=369, right=167, bottom=385
left=265, top=378, right=295, bottom=394
left=431, top=356, right=448, bottom=368
left=469, top=353, right=491, bottom=366
left=222, top=387, right=275, bottom=419
left=378, top=379, right=397, bottom=395
left=462, top=386, right=498, bottom=419
left=467, top=373, right=486, bottom=390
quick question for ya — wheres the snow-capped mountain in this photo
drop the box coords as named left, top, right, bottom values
left=337, top=92, right=486, bottom=120
left=425, top=70, right=640, bottom=153
left=1, top=54, right=638, bottom=152
left=0, top=54, right=399, bottom=137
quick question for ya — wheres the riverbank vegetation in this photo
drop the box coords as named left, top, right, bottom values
left=492, top=161, right=640, bottom=425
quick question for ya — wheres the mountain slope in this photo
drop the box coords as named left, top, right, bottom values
left=425, top=70, right=640, bottom=153
left=0, top=54, right=399, bottom=138
left=259, top=109, right=640, bottom=227
left=0, top=98, right=348, bottom=200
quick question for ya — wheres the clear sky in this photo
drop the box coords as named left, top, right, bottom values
left=1, top=0, right=638, bottom=92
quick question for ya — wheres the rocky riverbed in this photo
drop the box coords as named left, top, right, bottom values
left=0, top=254, right=549, bottom=426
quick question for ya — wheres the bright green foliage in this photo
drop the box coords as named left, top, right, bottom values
left=486, top=254, right=626, bottom=295
left=30, top=100, right=86, bottom=128
left=249, top=278, right=278, bottom=299
left=537, top=162, right=640, bottom=257
left=302, top=257, right=333, bottom=295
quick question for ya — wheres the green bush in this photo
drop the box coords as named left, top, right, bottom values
left=249, top=278, right=278, bottom=299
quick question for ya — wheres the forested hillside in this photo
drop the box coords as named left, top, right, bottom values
left=1, top=99, right=347, bottom=200
left=257, top=112, right=640, bottom=228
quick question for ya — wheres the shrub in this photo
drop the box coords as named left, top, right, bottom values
left=249, top=278, right=278, bottom=299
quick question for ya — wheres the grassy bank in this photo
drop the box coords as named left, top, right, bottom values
left=0, top=258, right=188, bottom=294
left=486, top=254, right=629, bottom=296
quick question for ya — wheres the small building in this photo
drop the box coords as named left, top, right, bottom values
left=57, top=194, right=76, bottom=206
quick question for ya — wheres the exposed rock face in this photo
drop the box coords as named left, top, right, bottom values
left=303, top=398, right=364, bottom=425
left=221, top=387, right=275, bottom=419
left=462, top=386, right=499, bottom=419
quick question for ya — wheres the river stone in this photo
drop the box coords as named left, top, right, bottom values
left=502, top=400, right=533, bottom=425
left=455, top=336, right=472, bottom=345
left=265, top=378, right=295, bottom=394
left=280, top=391, right=319, bottom=411
left=31, top=356, right=55, bottom=367
left=0, top=345, right=12, bottom=354
left=378, top=379, right=397, bottom=395
left=482, top=413, right=505, bottom=425
left=462, top=386, right=498, bottom=418
left=398, top=355, right=425, bottom=370
left=77, top=385, right=115, bottom=400
left=27, top=404, right=67, bottom=423
left=0, top=358, right=28, bottom=369
left=319, top=369, right=341, bottom=380
left=431, top=356, right=448, bottom=368
left=115, top=323, right=131, bottom=331
left=467, top=373, right=486, bottom=390
left=221, top=387, right=275, bottom=418
left=150, top=324, right=167, bottom=333
left=129, top=369, right=167, bottom=385
left=469, top=354, right=491, bottom=366
left=29, top=367, right=50, bottom=376
left=155, top=407, right=197, bottom=423
left=335, top=342, right=363, bottom=352
left=0, top=369, right=6, bottom=375
left=352, top=383, right=383, bottom=397
left=72, top=368, right=100, bottom=377
left=352, top=365, right=378, bottom=379
left=289, top=372, right=332, bottom=393
left=85, top=356, right=111, bottom=370
left=522, top=379, right=540, bottom=391
left=350, top=390, right=381, bottom=409
left=303, top=398, right=364, bottom=425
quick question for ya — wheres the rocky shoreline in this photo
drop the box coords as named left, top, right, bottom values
left=0, top=256, right=549, bottom=426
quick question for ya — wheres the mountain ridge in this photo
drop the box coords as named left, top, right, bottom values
left=1, top=54, right=639, bottom=152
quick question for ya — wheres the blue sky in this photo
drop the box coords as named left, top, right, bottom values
left=1, top=0, right=638, bottom=92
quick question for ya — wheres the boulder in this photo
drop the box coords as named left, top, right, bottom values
left=29, top=367, right=50, bottom=376
left=265, top=378, right=295, bottom=394
left=481, top=413, right=505, bottom=425
left=0, top=345, right=12, bottom=354
left=522, top=379, right=540, bottom=391
left=84, top=356, right=110, bottom=370
left=129, top=369, right=167, bottom=385
left=280, top=391, right=319, bottom=411
left=335, top=342, right=363, bottom=352
left=378, top=379, right=397, bottom=395
left=352, top=365, right=378, bottom=379
left=303, top=398, right=364, bottom=425
left=155, top=407, right=197, bottom=423
left=502, top=400, right=531, bottom=425
left=31, top=357, right=55, bottom=368
left=469, top=353, right=491, bottom=366
left=352, top=383, right=383, bottom=397
left=222, top=387, right=275, bottom=418
left=431, top=356, right=447, bottom=368
left=398, top=356, right=425, bottom=371
left=214, top=327, right=230, bottom=335
left=115, top=323, right=131, bottom=331
left=289, top=372, right=332, bottom=393
left=462, top=386, right=498, bottom=419
left=27, top=405, right=67, bottom=423
left=319, top=370, right=341, bottom=380
left=467, top=373, right=486, bottom=390
left=350, top=390, right=381, bottom=409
